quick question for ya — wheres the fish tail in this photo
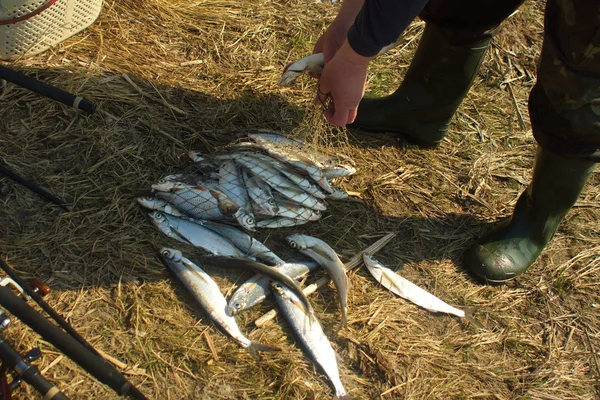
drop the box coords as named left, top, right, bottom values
left=247, top=341, right=279, bottom=358
left=464, top=307, right=484, bottom=329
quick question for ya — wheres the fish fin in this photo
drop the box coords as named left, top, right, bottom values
left=464, top=307, right=485, bottom=330
left=247, top=342, right=279, bottom=358
left=338, top=314, right=348, bottom=331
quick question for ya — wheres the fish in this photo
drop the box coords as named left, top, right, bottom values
left=277, top=53, right=325, bottom=86
left=362, top=253, right=481, bottom=326
left=248, top=143, right=335, bottom=194
left=272, top=196, right=322, bottom=221
left=255, top=216, right=316, bottom=229
left=278, top=41, right=398, bottom=87
left=286, top=234, right=349, bottom=328
left=137, top=196, right=184, bottom=217
left=196, top=255, right=314, bottom=319
left=249, top=131, right=351, bottom=169
left=152, top=181, right=237, bottom=219
left=198, top=220, right=284, bottom=265
left=198, top=179, right=257, bottom=231
left=322, top=165, right=357, bottom=179
left=242, top=169, right=279, bottom=217
left=159, top=248, right=278, bottom=356
left=150, top=212, right=243, bottom=257
left=227, top=261, right=319, bottom=315
left=272, top=282, right=351, bottom=400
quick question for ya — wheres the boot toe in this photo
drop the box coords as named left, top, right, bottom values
left=464, top=243, right=524, bottom=283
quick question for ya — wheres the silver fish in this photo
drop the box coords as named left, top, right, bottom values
left=227, top=261, right=319, bottom=315
left=322, top=165, right=357, bottom=179
left=242, top=169, right=279, bottom=217
left=196, top=255, right=314, bottom=319
left=272, top=283, right=351, bottom=400
left=150, top=212, right=242, bottom=257
left=199, top=220, right=283, bottom=265
left=199, top=180, right=257, bottom=231
left=255, top=216, right=315, bottom=229
left=153, top=181, right=236, bottom=219
left=277, top=53, right=325, bottom=87
left=159, top=248, right=277, bottom=356
left=272, top=196, right=322, bottom=221
left=286, top=234, right=349, bottom=328
left=363, top=254, right=471, bottom=319
left=247, top=145, right=334, bottom=194
left=137, top=196, right=184, bottom=217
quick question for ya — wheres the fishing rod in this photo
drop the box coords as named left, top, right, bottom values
left=0, top=259, right=92, bottom=354
left=0, top=164, right=71, bottom=211
left=0, top=65, right=96, bottom=114
left=0, top=309, right=69, bottom=400
left=0, top=277, right=148, bottom=399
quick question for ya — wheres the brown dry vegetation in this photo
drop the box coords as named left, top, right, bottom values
left=1, top=0, right=599, bottom=399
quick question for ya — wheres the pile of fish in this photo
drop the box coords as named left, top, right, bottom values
left=138, top=131, right=356, bottom=231
left=151, top=226, right=476, bottom=399
left=158, top=234, right=354, bottom=400
left=140, top=132, right=478, bottom=399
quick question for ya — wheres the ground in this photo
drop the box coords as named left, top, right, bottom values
left=0, top=0, right=599, bottom=399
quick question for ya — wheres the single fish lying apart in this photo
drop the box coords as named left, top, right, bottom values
left=227, top=261, right=319, bottom=315
left=286, top=234, right=349, bottom=329
left=362, top=253, right=480, bottom=326
left=159, top=248, right=277, bottom=356
left=272, top=282, right=351, bottom=400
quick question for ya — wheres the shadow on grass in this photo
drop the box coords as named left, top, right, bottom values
left=0, top=65, right=493, bottom=295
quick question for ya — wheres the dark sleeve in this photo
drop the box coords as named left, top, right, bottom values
left=348, top=0, right=429, bottom=57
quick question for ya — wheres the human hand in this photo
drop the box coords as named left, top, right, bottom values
left=315, top=40, right=371, bottom=126
left=312, top=0, right=365, bottom=63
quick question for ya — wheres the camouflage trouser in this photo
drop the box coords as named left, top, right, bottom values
left=421, top=0, right=600, bottom=161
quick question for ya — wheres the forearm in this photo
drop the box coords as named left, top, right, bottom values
left=348, top=0, right=429, bottom=57
left=335, top=0, right=365, bottom=24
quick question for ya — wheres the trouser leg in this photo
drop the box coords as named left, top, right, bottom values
left=351, top=0, right=526, bottom=146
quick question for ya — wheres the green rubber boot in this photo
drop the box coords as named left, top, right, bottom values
left=350, top=23, right=492, bottom=147
left=465, top=147, right=596, bottom=283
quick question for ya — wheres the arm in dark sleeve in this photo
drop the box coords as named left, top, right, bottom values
left=348, top=0, right=429, bottom=57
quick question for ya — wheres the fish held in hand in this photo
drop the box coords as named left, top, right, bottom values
left=278, top=53, right=325, bottom=86
left=159, top=248, right=278, bottom=356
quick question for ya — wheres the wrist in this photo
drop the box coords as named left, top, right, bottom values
left=337, top=40, right=372, bottom=66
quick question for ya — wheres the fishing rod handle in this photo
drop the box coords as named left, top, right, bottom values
left=0, top=338, right=69, bottom=399
left=0, top=65, right=96, bottom=114
left=0, top=286, right=144, bottom=398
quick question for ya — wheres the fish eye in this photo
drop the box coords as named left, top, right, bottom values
left=314, top=210, right=321, bottom=215
left=161, top=249, right=171, bottom=257
left=245, top=217, right=254, bottom=225
left=234, top=302, right=242, bottom=310
left=268, top=198, right=275, bottom=205
left=289, top=241, right=297, bottom=249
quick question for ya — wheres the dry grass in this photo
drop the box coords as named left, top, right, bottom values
left=0, top=0, right=599, bottom=399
